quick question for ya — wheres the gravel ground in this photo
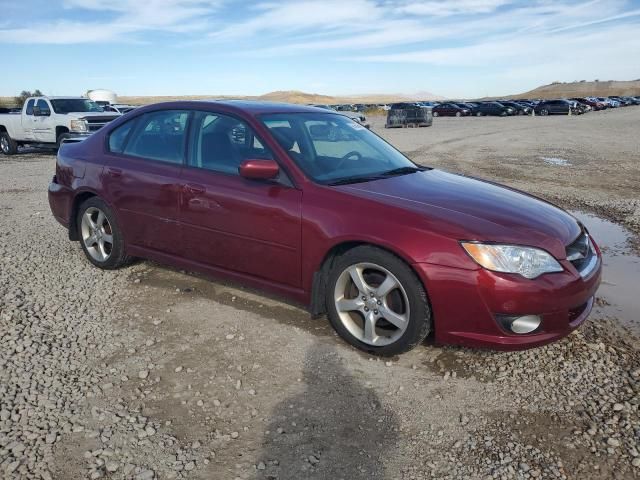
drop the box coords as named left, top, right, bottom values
left=0, top=108, right=639, bottom=479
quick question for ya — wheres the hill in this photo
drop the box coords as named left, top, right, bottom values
left=502, top=80, right=640, bottom=100
left=117, top=90, right=443, bottom=106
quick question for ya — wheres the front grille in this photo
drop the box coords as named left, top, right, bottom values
left=85, top=116, right=117, bottom=132
left=566, top=231, right=598, bottom=278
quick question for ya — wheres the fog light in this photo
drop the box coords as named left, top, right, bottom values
left=496, top=314, right=542, bottom=334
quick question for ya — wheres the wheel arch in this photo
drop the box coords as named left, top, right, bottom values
left=309, top=240, right=429, bottom=318
left=56, top=125, right=69, bottom=138
left=68, top=190, right=98, bottom=241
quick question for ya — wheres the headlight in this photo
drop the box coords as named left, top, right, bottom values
left=70, top=119, right=88, bottom=133
left=461, top=242, right=563, bottom=279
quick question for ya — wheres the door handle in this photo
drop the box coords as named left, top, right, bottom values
left=183, top=183, right=205, bottom=195
left=106, top=167, right=122, bottom=177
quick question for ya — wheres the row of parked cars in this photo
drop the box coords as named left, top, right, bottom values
left=325, top=95, right=640, bottom=119
left=427, top=95, right=640, bottom=117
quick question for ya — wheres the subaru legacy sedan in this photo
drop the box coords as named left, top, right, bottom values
left=48, top=101, right=601, bottom=355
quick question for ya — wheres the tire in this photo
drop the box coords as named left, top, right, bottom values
left=455, top=111, right=461, bottom=117
left=56, top=132, right=72, bottom=149
left=540, top=109, right=549, bottom=116
left=433, top=111, right=439, bottom=117
left=77, top=197, right=131, bottom=270
left=0, top=131, right=18, bottom=155
left=325, top=245, right=431, bottom=356
left=476, top=111, right=482, bottom=117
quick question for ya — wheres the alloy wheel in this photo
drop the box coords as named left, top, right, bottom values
left=0, top=137, right=9, bottom=153
left=81, top=207, right=114, bottom=262
left=333, top=262, right=410, bottom=346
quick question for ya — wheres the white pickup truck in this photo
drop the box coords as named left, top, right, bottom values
left=0, top=96, right=120, bottom=155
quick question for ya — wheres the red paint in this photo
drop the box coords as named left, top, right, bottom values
left=48, top=101, right=602, bottom=350
left=239, top=159, right=280, bottom=179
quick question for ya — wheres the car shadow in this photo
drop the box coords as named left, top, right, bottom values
left=254, top=342, right=400, bottom=479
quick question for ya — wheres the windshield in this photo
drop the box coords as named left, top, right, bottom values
left=260, top=112, right=421, bottom=184
left=50, top=99, right=104, bottom=114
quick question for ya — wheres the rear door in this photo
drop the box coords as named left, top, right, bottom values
left=179, top=111, right=302, bottom=288
left=101, top=109, right=189, bottom=255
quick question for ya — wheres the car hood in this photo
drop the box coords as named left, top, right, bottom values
left=66, top=112, right=120, bottom=120
left=338, top=169, right=580, bottom=259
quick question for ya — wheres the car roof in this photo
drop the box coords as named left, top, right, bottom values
left=130, top=100, right=331, bottom=117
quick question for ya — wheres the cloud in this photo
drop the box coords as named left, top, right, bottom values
left=398, top=0, right=513, bottom=16
left=0, top=0, right=220, bottom=44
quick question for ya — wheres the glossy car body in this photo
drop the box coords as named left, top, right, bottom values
left=474, top=102, right=514, bottom=116
left=49, top=101, right=601, bottom=350
left=432, top=103, right=470, bottom=117
left=534, top=100, right=577, bottom=115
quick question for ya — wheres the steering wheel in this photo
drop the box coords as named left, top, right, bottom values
left=334, top=150, right=362, bottom=170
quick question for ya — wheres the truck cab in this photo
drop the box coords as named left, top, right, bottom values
left=0, top=96, right=120, bottom=155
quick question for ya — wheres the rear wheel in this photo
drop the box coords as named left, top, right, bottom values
left=77, top=197, right=130, bottom=269
left=455, top=111, right=461, bottom=117
left=0, top=132, right=17, bottom=155
left=433, top=111, right=439, bottom=117
left=326, top=246, right=431, bottom=356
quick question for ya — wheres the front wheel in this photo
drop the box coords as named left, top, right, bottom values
left=433, top=111, right=439, bottom=117
left=0, top=131, right=18, bottom=155
left=326, top=246, right=431, bottom=356
left=540, top=109, right=549, bottom=116
left=77, top=197, right=131, bottom=269
left=476, top=111, right=482, bottom=117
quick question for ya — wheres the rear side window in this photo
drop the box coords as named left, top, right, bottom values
left=108, top=120, right=136, bottom=153
left=25, top=99, right=35, bottom=115
left=122, top=110, right=190, bottom=164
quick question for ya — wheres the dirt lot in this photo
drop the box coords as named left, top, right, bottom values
left=0, top=108, right=639, bottom=480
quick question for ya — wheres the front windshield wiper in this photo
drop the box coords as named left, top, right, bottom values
left=379, top=166, right=425, bottom=177
left=327, top=175, right=386, bottom=186
left=326, top=167, right=425, bottom=186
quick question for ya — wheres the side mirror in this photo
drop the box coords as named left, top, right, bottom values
left=239, top=159, right=280, bottom=180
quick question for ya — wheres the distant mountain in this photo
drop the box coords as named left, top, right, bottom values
left=495, top=80, right=640, bottom=100
left=116, top=89, right=444, bottom=106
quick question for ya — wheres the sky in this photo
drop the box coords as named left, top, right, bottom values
left=1, top=0, right=640, bottom=98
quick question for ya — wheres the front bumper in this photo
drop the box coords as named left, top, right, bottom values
left=413, top=256, right=602, bottom=350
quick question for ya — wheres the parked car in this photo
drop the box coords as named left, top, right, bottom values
left=432, top=103, right=471, bottom=117
left=48, top=101, right=601, bottom=355
left=534, top=99, right=578, bottom=116
left=385, top=103, right=433, bottom=128
left=574, top=98, right=606, bottom=110
left=310, top=105, right=370, bottom=129
left=0, top=96, right=120, bottom=155
left=104, top=104, right=137, bottom=115
left=596, top=97, right=619, bottom=108
left=474, top=102, right=514, bottom=116
left=499, top=101, right=532, bottom=115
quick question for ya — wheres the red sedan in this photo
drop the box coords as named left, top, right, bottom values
left=48, top=102, right=601, bottom=355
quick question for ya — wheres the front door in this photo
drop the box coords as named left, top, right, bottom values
left=33, top=99, right=55, bottom=142
left=101, top=109, right=189, bottom=255
left=179, top=111, right=302, bottom=288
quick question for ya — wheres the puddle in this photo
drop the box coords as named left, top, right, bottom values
left=571, top=211, right=640, bottom=333
left=540, top=157, right=571, bottom=166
